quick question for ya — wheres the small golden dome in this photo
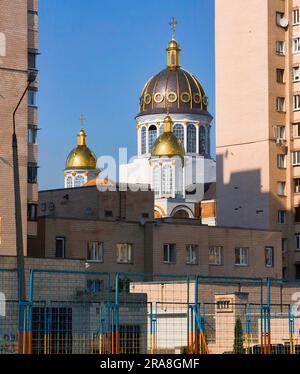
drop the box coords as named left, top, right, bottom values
left=167, top=39, right=180, bottom=50
left=166, top=38, right=181, bottom=70
left=151, top=116, right=185, bottom=159
left=65, top=129, right=98, bottom=170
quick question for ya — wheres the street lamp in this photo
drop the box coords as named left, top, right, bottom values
left=13, top=71, right=37, bottom=303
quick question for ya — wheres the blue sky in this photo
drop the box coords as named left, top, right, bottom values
left=38, top=0, right=215, bottom=190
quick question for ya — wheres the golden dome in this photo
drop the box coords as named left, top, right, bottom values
left=151, top=116, right=185, bottom=159
left=166, top=39, right=181, bottom=70
left=65, top=129, right=98, bottom=170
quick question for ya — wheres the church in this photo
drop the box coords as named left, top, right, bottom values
left=64, top=19, right=216, bottom=223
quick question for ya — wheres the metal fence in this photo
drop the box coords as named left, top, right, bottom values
left=0, top=268, right=300, bottom=354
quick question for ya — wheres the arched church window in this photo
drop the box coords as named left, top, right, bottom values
left=66, top=176, right=73, bottom=188
left=162, top=165, right=172, bottom=196
left=207, top=127, right=210, bottom=157
left=153, top=166, right=160, bottom=197
left=173, top=123, right=184, bottom=145
left=159, top=124, right=164, bottom=136
left=74, top=175, right=85, bottom=187
left=187, top=124, right=196, bottom=153
left=141, top=127, right=146, bottom=154
left=199, top=126, right=206, bottom=156
left=148, top=125, right=157, bottom=152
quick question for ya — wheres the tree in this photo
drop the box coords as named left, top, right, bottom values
left=233, top=317, right=244, bottom=354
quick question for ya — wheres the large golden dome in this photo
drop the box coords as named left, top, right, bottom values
left=151, top=116, right=185, bottom=159
left=65, top=129, right=98, bottom=170
left=137, top=39, right=210, bottom=118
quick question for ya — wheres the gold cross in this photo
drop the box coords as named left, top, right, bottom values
left=80, top=113, right=85, bottom=129
left=169, top=17, right=178, bottom=39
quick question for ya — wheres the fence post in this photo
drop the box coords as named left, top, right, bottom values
left=115, top=273, right=119, bottom=354
left=186, top=275, right=190, bottom=354
left=266, top=278, right=271, bottom=354
left=27, top=270, right=34, bottom=354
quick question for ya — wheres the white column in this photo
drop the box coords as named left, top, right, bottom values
left=146, top=124, right=149, bottom=155
left=184, top=122, right=187, bottom=152
left=196, top=123, right=199, bottom=154
left=182, top=165, right=186, bottom=198
left=137, top=125, right=141, bottom=157
left=172, top=162, right=176, bottom=198
left=159, top=162, right=162, bottom=198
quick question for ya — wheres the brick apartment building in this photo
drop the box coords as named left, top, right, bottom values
left=0, top=0, right=39, bottom=256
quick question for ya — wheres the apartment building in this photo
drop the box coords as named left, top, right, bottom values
left=0, top=0, right=39, bottom=255
left=28, top=186, right=282, bottom=278
left=216, top=0, right=300, bottom=278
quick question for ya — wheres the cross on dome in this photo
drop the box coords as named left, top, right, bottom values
left=169, top=17, right=178, bottom=40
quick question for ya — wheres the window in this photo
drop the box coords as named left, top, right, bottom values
left=55, top=237, right=65, bottom=258
left=295, top=207, right=300, bottom=223
left=278, top=210, right=286, bottom=224
left=265, top=247, right=274, bottom=268
left=199, top=126, right=206, bottom=156
left=275, top=125, right=285, bottom=140
left=153, top=166, right=160, bottom=197
left=296, top=234, right=300, bottom=251
left=159, top=124, right=164, bottom=136
left=282, top=238, right=287, bottom=254
left=141, top=127, right=146, bottom=154
left=187, top=124, right=196, bottom=153
left=27, top=203, right=38, bottom=221
left=0, top=32, right=6, bottom=57
left=28, top=163, right=38, bottom=183
left=294, top=95, right=300, bottom=111
left=293, top=151, right=300, bottom=165
left=276, top=12, right=284, bottom=26
left=173, top=123, right=184, bottom=145
left=105, top=210, right=113, bottom=218
left=209, top=246, right=223, bottom=265
left=28, top=53, right=36, bottom=70
left=293, top=37, right=300, bottom=54
left=276, top=68, right=285, bottom=83
left=283, top=267, right=288, bottom=279
left=293, top=66, right=300, bottom=82
left=277, top=181, right=286, bottom=196
left=148, top=125, right=157, bottom=152
left=87, top=241, right=104, bottom=262
left=295, top=178, right=300, bottom=193
left=162, top=165, right=172, bottom=196
left=293, top=9, right=300, bottom=25
left=116, top=243, right=132, bottom=263
left=186, top=244, right=198, bottom=265
left=235, top=247, right=249, bottom=266
left=74, top=175, right=84, bottom=187
left=296, top=265, right=300, bottom=280
left=294, top=123, right=300, bottom=137
left=277, top=154, right=286, bottom=169
left=28, top=89, right=36, bottom=106
left=28, top=127, right=38, bottom=144
left=66, top=176, right=73, bottom=188
left=276, top=41, right=285, bottom=55
left=86, top=279, right=103, bottom=293
left=276, top=97, right=285, bottom=112
left=163, top=244, right=176, bottom=264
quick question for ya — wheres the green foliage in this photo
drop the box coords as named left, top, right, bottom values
left=233, top=317, right=244, bottom=354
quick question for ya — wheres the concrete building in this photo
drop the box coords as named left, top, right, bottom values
left=215, top=0, right=300, bottom=278
left=28, top=186, right=282, bottom=279
left=0, top=0, right=39, bottom=256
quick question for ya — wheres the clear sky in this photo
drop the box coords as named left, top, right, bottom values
left=38, top=0, right=215, bottom=190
